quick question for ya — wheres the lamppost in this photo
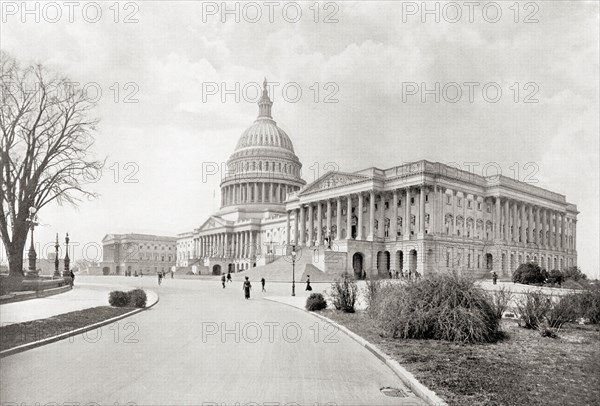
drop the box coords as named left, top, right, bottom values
left=54, top=233, right=61, bottom=278
left=63, top=233, right=72, bottom=283
left=291, top=245, right=297, bottom=297
left=25, top=207, right=39, bottom=279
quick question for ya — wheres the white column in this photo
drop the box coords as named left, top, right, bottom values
left=391, top=190, right=398, bottom=240
left=335, top=197, right=342, bottom=241
left=561, top=212, right=566, bottom=251
left=495, top=197, right=501, bottom=239
left=326, top=200, right=332, bottom=242
left=241, top=231, right=246, bottom=258
left=404, top=188, right=411, bottom=238
left=542, top=209, right=547, bottom=247
left=419, top=186, right=425, bottom=235
left=286, top=211, right=291, bottom=245
left=368, top=190, right=375, bottom=240
left=308, top=204, right=314, bottom=246
left=346, top=196, right=352, bottom=240
left=573, top=220, right=577, bottom=251
left=294, top=209, right=299, bottom=244
left=300, top=206, right=306, bottom=246
left=555, top=211, right=560, bottom=249
left=504, top=199, right=510, bottom=241
left=316, top=201, right=323, bottom=245
left=379, top=193, right=385, bottom=238
left=357, top=193, right=363, bottom=240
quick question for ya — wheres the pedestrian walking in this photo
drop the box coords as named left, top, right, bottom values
left=492, top=271, right=498, bottom=285
left=221, top=274, right=226, bottom=288
left=305, top=275, right=312, bottom=291
left=158, top=272, right=162, bottom=286
left=395, top=270, right=399, bottom=279
left=227, top=272, right=232, bottom=283
left=261, top=277, right=266, bottom=292
left=69, top=270, right=75, bottom=286
left=171, top=270, right=174, bottom=279
left=243, top=276, right=252, bottom=299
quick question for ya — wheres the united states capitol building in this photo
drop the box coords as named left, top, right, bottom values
left=176, top=81, right=578, bottom=278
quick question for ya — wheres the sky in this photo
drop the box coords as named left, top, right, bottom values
left=1, top=1, right=598, bottom=278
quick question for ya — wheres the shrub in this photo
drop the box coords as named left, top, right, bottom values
left=515, top=290, right=550, bottom=329
left=109, top=291, right=129, bottom=307
left=513, top=263, right=546, bottom=285
left=127, top=289, right=147, bottom=308
left=546, top=269, right=564, bottom=287
left=305, top=293, right=327, bottom=311
left=331, top=272, right=358, bottom=313
left=545, top=293, right=581, bottom=328
left=489, top=286, right=513, bottom=320
left=577, top=285, right=600, bottom=324
left=563, top=266, right=587, bottom=282
left=109, top=289, right=147, bottom=308
left=365, top=274, right=385, bottom=318
left=374, top=273, right=500, bottom=343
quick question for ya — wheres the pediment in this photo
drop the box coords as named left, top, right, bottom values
left=197, top=216, right=228, bottom=232
left=300, top=171, right=371, bottom=195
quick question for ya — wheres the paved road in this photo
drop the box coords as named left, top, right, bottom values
left=0, top=276, right=425, bottom=405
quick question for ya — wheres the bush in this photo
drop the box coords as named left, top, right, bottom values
left=331, top=272, right=358, bottom=313
left=545, top=293, right=580, bottom=328
left=305, top=293, right=327, bottom=311
left=546, top=269, right=564, bottom=287
left=513, top=263, right=546, bottom=285
left=490, top=286, right=513, bottom=320
left=515, top=290, right=550, bottom=329
left=563, top=266, right=587, bottom=282
left=365, top=274, right=385, bottom=318
left=108, top=289, right=147, bottom=308
left=127, top=289, right=147, bottom=308
left=374, top=273, right=500, bottom=343
left=577, top=285, right=600, bottom=324
left=109, top=291, right=129, bottom=307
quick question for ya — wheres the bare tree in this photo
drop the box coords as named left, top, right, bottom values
left=0, top=51, right=104, bottom=276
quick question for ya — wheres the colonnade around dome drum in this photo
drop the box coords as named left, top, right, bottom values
left=220, top=182, right=300, bottom=206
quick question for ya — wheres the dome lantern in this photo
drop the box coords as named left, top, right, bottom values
left=257, top=77, right=273, bottom=119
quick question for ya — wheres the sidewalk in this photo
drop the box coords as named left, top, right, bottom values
left=0, top=283, right=157, bottom=326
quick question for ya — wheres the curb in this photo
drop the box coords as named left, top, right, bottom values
left=0, top=285, right=72, bottom=304
left=264, top=297, right=448, bottom=406
left=0, top=289, right=159, bottom=358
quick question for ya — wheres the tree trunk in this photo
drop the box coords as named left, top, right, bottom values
left=6, top=230, right=28, bottom=276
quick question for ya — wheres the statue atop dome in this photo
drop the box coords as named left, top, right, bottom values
left=257, top=77, right=273, bottom=119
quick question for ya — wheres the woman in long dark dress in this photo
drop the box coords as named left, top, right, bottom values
left=243, top=276, right=252, bottom=299
left=305, top=275, right=312, bottom=291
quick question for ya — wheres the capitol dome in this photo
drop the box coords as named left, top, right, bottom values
left=234, top=119, right=295, bottom=152
left=219, top=79, right=306, bottom=211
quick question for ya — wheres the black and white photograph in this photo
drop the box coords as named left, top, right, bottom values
left=0, top=1, right=598, bottom=405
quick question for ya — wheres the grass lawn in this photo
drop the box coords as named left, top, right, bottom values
left=324, top=310, right=600, bottom=406
left=0, top=306, right=135, bottom=351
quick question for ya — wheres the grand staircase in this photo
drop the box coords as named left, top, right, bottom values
left=234, top=247, right=343, bottom=282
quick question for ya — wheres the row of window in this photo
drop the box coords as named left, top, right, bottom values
left=137, top=254, right=173, bottom=262
left=232, top=160, right=300, bottom=177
